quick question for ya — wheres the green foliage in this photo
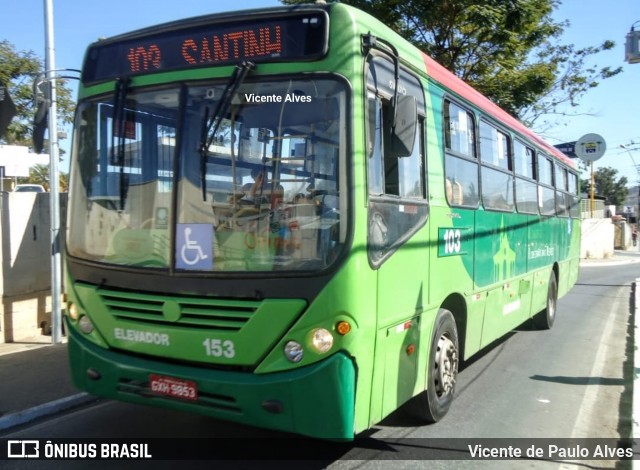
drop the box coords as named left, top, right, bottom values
left=581, top=166, right=628, bottom=207
left=282, top=0, right=622, bottom=127
left=15, top=164, right=68, bottom=192
left=0, top=40, right=75, bottom=146
left=1, top=40, right=72, bottom=189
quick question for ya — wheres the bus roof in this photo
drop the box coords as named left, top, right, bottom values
left=421, top=53, right=576, bottom=169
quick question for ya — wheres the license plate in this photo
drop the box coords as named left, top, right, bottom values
left=149, top=374, right=198, bottom=401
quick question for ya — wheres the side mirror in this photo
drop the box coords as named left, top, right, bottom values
left=391, top=95, right=417, bottom=157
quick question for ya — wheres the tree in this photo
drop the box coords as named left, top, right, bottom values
left=16, top=163, right=68, bottom=192
left=581, top=166, right=628, bottom=208
left=1, top=40, right=73, bottom=191
left=0, top=40, right=75, bottom=147
left=281, top=0, right=621, bottom=128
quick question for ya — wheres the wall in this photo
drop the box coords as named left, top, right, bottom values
left=614, top=221, right=633, bottom=249
left=581, top=218, right=615, bottom=259
left=0, top=192, right=66, bottom=342
left=580, top=198, right=606, bottom=219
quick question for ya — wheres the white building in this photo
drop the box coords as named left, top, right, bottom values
left=0, top=145, right=49, bottom=190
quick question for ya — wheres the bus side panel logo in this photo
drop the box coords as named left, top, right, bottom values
left=176, top=224, right=213, bottom=270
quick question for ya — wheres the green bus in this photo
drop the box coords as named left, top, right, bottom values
left=65, top=1, right=581, bottom=440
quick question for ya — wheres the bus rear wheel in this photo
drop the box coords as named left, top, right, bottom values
left=534, top=271, right=557, bottom=330
left=406, top=308, right=458, bottom=423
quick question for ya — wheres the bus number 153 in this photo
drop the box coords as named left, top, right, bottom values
left=203, top=338, right=236, bottom=358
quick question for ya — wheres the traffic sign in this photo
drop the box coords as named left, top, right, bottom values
left=554, top=141, right=577, bottom=158
left=575, top=133, right=606, bottom=162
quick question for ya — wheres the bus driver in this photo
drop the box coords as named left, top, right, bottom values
left=240, top=168, right=283, bottom=207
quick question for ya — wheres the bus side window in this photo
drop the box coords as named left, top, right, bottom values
left=368, top=95, right=424, bottom=199
left=555, top=165, right=570, bottom=218
left=568, top=171, right=580, bottom=218
left=381, top=99, right=400, bottom=195
left=367, top=96, right=384, bottom=196
left=538, top=155, right=556, bottom=215
left=479, top=120, right=514, bottom=212
left=514, top=141, right=538, bottom=214
left=366, top=96, right=427, bottom=264
left=444, top=99, right=479, bottom=208
left=365, top=54, right=427, bottom=266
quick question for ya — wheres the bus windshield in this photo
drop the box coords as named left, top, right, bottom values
left=67, top=77, right=347, bottom=273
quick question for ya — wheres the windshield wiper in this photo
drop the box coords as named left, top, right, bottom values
left=110, top=77, right=131, bottom=211
left=199, top=61, right=254, bottom=201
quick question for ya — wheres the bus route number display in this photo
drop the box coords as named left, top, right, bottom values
left=128, top=26, right=282, bottom=74
left=83, top=12, right=328, bottom=83
left=438, top=227, right=470, bottom=257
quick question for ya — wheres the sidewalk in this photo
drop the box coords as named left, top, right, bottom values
left=0, top=336, right=96, bottom=431
left=580, top=246, right=640, bottom=267
left=0, top=249, right=638, bottom=433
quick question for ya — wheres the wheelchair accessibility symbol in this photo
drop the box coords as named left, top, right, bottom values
left=176, top=224, right=213, bottom=270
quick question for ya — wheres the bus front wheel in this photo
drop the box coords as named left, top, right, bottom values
left=406, top=308, right=459, bottom=423
left=534, top=271, right=557, bottom=330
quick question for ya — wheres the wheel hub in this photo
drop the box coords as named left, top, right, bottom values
left=435, top=335, right=458, bottom=397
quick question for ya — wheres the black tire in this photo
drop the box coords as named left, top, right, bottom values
left=534, top=270, right=557, bottom=330
left=405, top=308, right=459, bottom=423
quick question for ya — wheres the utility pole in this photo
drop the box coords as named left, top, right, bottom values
left=620, top=144, right=640, bottom=233
left=44, top=0, right=62, bottom=344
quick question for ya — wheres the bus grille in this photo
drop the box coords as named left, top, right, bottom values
left=96, top=288, right=260, bottom=331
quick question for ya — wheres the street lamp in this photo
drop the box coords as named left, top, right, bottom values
left=626, top=21, right=640, bottom=64
left=42, top=0, right=63, bottom=344
left=41, top=1, right=80, bottom=343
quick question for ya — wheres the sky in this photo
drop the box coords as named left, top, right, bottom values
left=2, top=0, right=639, bottom=181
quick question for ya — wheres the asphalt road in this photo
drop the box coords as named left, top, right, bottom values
left=2, top=261, right=636, bottom=470
left=326, top=262, right=635, bottom=469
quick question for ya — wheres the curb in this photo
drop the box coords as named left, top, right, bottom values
left=0, top=393, right=96, bottom=432
left=580, top=258, right=640, bottom=268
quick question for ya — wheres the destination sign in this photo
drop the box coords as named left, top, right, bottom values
left=82, top=12, right=328, bottom=83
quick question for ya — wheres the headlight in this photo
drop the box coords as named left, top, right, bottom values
left=310, top=328, right=333, bottom=353
left=284, top=340, right=304, bottom=363
left=68, top=303, right=79, bottom=320
left=78, top=315, right=94, bottom=334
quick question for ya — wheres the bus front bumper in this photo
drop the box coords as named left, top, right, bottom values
left=67, top=320, right=356, bottom=440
